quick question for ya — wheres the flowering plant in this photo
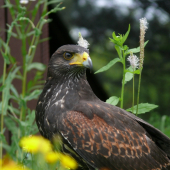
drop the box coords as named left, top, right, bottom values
left=0, top=0, right=69, bottom=169
left=1, top=135, right=77, bottom=170
left=95, top=18, right=158, bottom=115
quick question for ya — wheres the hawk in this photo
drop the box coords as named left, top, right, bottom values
left=36, top=45, right=170, bottom=170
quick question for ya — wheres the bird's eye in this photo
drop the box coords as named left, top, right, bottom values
left=63, top=52, right=74, bottom=60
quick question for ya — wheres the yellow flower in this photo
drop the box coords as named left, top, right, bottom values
left=1, top=157, right=30, bottom=170
left=45, top=151, right=61, bottom=163
left=19, top=135, right=52, bottom=154
left=60, top=154, right=78, bottom=169
left=45, top=150, right=78, bottom=169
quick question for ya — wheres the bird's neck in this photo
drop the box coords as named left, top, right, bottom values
left=47, top=67, right=86, bottom=81
left=36, top=70, right=98, bottom=139
left=43, top=70, right=98, bottom=108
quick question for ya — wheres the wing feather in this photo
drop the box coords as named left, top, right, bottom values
left=122, top=108, right=170, bottom=158
left=58, top=105, right=170, bottom=170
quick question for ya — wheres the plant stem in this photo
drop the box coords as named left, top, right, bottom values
left=120, top=51, right=126, bottom=109
left=0, top=10, right=17, bottom=158
left=136, top=18, right=147, bottom=115
left=20, top=34, right=27, bottom=122
left=0, top=61, right=7, bottom=159
left=132, top=69, right=135, bottom=113
left=7, top=0, right=22, bottom=38
left=19, top=13, right=46, bottom=126
left=136, top=69, right=142, bottom=116
left=19, top=23, right=27, bottom=142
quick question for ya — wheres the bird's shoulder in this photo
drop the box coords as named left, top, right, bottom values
left=57, top=100, right=170, bottom=169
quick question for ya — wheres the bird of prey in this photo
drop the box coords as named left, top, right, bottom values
left=36, top=45, right=170, bottom=170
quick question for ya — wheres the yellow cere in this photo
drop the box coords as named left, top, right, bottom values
left=82, top=52, right=88, bottom=61
left=69, top=52, right=88, bottom=65
left=19, top=135, right=52, bottom=154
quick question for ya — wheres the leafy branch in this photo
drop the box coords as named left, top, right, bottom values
left=0, top=0, right=64, bottom=162
left=95, top=22, right=158, bottom=115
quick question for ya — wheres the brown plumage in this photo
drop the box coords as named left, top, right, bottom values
left=36, top=45, right=170, bottom=170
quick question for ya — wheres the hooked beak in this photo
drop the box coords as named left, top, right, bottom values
left=69, top=52, right=93, bottom=71
left=82, top=55, right=93, bottom=71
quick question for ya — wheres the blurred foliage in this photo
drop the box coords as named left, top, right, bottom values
left=59, top=0, right=170, bottom=113
left=57, top=0, right=170, bottom=136
left=139, top=112, right=170, bottom=137
left=1, top=135, right=77, bottom=170
left=0, top=0, right=65, bottom=168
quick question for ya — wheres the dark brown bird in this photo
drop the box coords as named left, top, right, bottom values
left=36, top=45, right=170, bottom=170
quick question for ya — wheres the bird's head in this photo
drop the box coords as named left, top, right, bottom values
left=48, top=45, right=92, bottom=78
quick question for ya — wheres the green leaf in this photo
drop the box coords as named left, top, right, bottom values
left=27, top=110, right=35, bottom=125
left=27, top=62, right=46, bottom=71
left=24, top=89, right=42, bottom=101
left=26, top=30, right=35, bottom=37
left=0, top=102, right=2, bottom=113
left=106, top=96, right=120, bottom=106
left=8, top=105, right=20, bottom=115
left=0, top=133, right=11, bottom=152
left=126, top=103, right=158, bottom=114
left=10, top=84, right=19, bottom=97
left=1, top=51, right=10, bottom=64
left=125, top=67, right=141, bottom=74
left=0, top=85, right=5, bottom=92
left=34, top=28, right=41, bottom=36
left=2, top=0, right=13, bottom=8
left=39, top=37, right=50, bottom=44
left=24, top=110, right=37, bottom=135
left=125, top=40, right=149, bottom=55
left=9, top=55, right=16, bottom=64
left=2, top=66, right=20, bottom=115
left=27, top=80, right=33, bottom=92
left=115, top=45, right=122, bottom=59
left=134, top=70, right=140, bottom=74
left=160, top=115, right=167, bottom=133
left=32, top=0, right=44, bottom=17
left=20, top=121, right=29, bottom=127
left=121, top=24, right=130, bottom=44
left=0, top=38, right=9, bottom=50
left=4, top=117, right=18, bottom=135
left=124, top=66, right=134, bottom=84
left=26, top=54, right=31, bottom=63
left=124, top=72, right=133, bottom=84
left=47, top=0, right=63, bottom=5
left=123, top=45, right=128, bottom=51
left=95, top=58, right=121, bottom=74
left=109, top=38, right=116, bottom=44
left=112, top=32, right=119, bottom=41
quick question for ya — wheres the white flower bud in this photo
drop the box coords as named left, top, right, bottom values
left=77, top=32, right=89, bottom=49
left=140, top=18, right=148, bottom=30
left=20, top=0, right=29, bottom=4
left=127, top=54, right=139, bottom=69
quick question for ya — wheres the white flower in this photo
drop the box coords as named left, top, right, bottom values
left=20, top=0, right=29, bottom=4
left=140, top=18, right=148, bottom=30
left=77, top=32, right=89, bottom=49
left=127, top=54, right=139, bottom=69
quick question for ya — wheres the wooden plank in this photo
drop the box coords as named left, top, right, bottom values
left=0, top=1, right=12, bottom=149
left=0, top=1, right=5, bottom=76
